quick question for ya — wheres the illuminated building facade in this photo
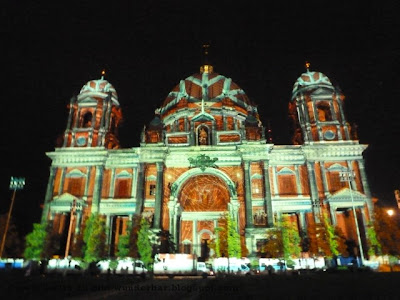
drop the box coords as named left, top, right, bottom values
left=41, top=62, right=374, bottom=258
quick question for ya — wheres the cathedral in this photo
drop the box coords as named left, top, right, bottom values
left=40, top=59, right=374, bottom=259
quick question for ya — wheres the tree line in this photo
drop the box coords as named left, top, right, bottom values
left=2, top=205, right=400, bottom=268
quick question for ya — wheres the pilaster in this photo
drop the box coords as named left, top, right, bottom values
left=91, top=166, right=103, bottom=213
left=244, top=161, right=253, bottom=227
left=153, top=162, right=164, bottom=229
left=263, top=161, right=273, bottom=226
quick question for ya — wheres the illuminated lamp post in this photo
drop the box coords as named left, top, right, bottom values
left=387, top=209, right=394, bottom=217
left=339, top=171, right=365, bottom=266
left=0, top=177, right=25, bottom=258
left=64, top=199, right=81, bottom=259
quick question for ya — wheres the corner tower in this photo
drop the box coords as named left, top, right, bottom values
left=289, top=63, right=352, bottom=144
left=62, top=72, right=122, bottom=149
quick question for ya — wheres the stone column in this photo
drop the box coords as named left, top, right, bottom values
left=263, top=161, right=273, bottom=226
left=101, top=94, right=112, bottom=146
left=104, top=93, right=112, bottom=131
left=84, top=167, right=91, bottom=197
left=319, top=162, right=329, bottom=196
left=135, top=164, right=145, bottom=215
left=105, top=215, right=112, bottom=256
left=212, top=121, right=217, bottom=145
left=175, top=210, right=181, bottom=251
left=330, top=205, right=337, bottom=225
left=299, top=211, right=306, bottom=232
left=296, top=97, right=309, bottom=143
left=91, top=166, right=103, bottom=214
left=75, top=210, right=82, bottom=234
left=244, top=161, right=254, bottom=227
left=229, top=200, right=240, bottom=227
left=168, top=201, right=176, bottom=240
left=98, top=95, right=109, bottom=146
left=295, top=165, right=302, bottom=195
left=336, top=124, right=343, bottom=140
left=87, top=106, right=96, bottom=147
left=153, top=162, right=164, bottom=229
left=71, top=108, right=81, bottom=146
left=301, top=95, right=312, bottom=142
left=307, top=162, right=321, bottom=222
left=184, top=116, right=188, bottom=131
left=272, top=166, right=278, bottom=197
left=41, top=166, right=56, bottom=223
left=109, top=168, right=116, bottom=198
left=336, top=90, right=351, bottom=140
left=223, top=113, right=227, bottom=130
left=360, top=206, right=369, bottom=233
left=130, top=167, right=138, bottom=198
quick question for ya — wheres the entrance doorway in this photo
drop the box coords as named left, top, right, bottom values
left=200, top=239, right=210, bottom=261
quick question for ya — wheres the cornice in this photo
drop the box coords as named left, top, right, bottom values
left=269, top=145, right=305, bottom=164
left=301, top=142, right=368, bottom=161
left=47, top=148, right=141, bottom=167
left=238, top=144, right=272, bottom=161
left=47, top=148, right=109, bottom=166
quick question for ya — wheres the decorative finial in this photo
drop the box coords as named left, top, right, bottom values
left=101, top=69, right=106, bottom=80
left=200, top=43, right=213, bottom=73
left=305, top=61, right=310, bottom=72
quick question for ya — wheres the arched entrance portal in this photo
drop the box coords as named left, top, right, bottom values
left=178, top=174, right=229, bottom=258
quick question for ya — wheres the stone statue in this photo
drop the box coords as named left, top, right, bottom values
left=199, top=127, right=208, bottom=145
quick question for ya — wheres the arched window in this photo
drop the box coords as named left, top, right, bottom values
left=115, top=171, right=131, bottom=198
left=66, top=169, right=86, bottom=196
left=81, top=111, right=93, bottom=128
left=277, top=167, right=297, bottom=195
left=327, top=164, right=348, bottom=192
left=316, top=102, right=332, bottom=122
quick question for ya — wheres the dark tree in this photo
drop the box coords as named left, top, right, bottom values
left=0, top=214, right=22, bottom=257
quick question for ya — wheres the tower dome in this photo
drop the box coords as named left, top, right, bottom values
left=292, top=70, right=333, bottom=99
left=78, top=78, right=119, bottom=106
left=289, top=65, right=351, bottom=145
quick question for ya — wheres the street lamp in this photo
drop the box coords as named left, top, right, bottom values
left=339, top=171, right=365, bottom=266
left=0, top=177, right=25, bottom=258
left=64, top=199, right=82, bottom=259
left=387, top=209, right=394, bottom=217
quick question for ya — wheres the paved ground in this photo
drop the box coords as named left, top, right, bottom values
left=2, top=270, right=400, bottom=299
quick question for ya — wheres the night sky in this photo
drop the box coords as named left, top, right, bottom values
left=2, top=2, right=400, bottom=237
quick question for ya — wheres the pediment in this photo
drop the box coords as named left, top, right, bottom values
left=327, top=163, right=346, bottom=171
left=327, top=188, right=367, bottom=202
left=277, top=167, right=295, bottom=175
left=53, top=193, right=79, bottom=202
left=146, top=174, right=157, bottom=181
left=191, top=112, right=215, bottom=122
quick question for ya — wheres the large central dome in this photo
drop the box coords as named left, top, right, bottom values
left=144, top=63, right=264, bottom=146
left=159, top=64, right=254, bottom=120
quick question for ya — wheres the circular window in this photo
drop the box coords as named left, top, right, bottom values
left=76, top=136, right=87, bottom=146
left=324, top=130, right=335, bottom=140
